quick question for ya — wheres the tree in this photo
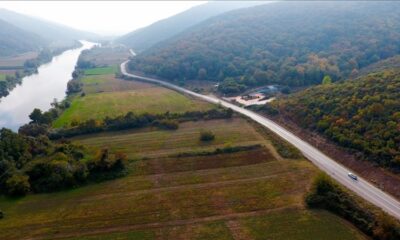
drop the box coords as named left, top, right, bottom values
left=322, top=75, right=332, bottom=85
left=29, top=108, right=43, bottom=124
left=197, top=68, right=207, bottom=79
left=5, top=174, right=30, bottom=196
left=200, top=130, right=215, bottom=141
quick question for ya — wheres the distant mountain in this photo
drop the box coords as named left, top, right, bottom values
left=128, top=1, right=400, bottom=94
left=116, top=1, right=264, bottom=52
left=0, top=8, right=98, bottom=48
left=0, top=18, right=45, bottom=56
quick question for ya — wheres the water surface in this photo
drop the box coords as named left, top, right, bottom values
left=0, top=41, right=96, bottom=130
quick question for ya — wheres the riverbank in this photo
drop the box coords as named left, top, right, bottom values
left=0, top=41, right=96, bottom=130
left=0, top=41, right=83, bottom=99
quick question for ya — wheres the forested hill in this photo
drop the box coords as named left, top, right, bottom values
left=267, top=69, right=400, bottom=172
left=116, top=1, right=264, bottom=52
left=0, top=9, right=97, bottom=48
left=0, top=19, right=45, bottom=56
left=128, top=1, right=400, bottom=94
left=356, top=55, right=400, bottom=78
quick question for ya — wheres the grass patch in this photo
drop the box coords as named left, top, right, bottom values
left=73, top=118, right=265, bottom=158
left=70, top=230, right=155, bottom=240
left=81, top=74, right=158, bottom=94
left=53, top=88, right=214, bottom=128
left=242, top=209, right=367, bottom=240
left=84, top=66, right=118, bottom=75
left=0, top=73, right=6, bottom=81
left=250, top=120, right=302, bottom=159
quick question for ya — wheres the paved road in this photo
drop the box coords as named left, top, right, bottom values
left=120, top=60, right=400, bottom=220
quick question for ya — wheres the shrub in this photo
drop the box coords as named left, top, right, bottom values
left=200, top=130, right=215, bottom=142
left=156, top=119, right=179, bottom=130
left=5, top=174, right=30, bottom=196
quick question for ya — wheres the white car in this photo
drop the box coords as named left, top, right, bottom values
left=348, top=172, right=358, bottom=181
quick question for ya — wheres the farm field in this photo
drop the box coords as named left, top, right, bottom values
left=79, top=46, right=131, bottom=66
left=73, top=118, right=264, bottom=158
left=84, top=65, right=118, bottom=75
left=53, top=67, right=214, bottom=128
left=0, top=51, right=37, bottom=68
left=0, top=143, right=366, bottom=239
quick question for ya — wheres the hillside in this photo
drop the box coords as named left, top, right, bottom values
left=128, top=1, right=400, bottom=94
left=0, top=19, right=45, bottom=56
left=0, top=8, right=97, bottom=48
left=116, top=1, right=264, bottom=52
left=357, top=55, right=400, bottom=77
left=266, top=69, right=400, bottom=172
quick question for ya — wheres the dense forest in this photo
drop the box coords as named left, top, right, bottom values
left=128, top=2, right=400, bottom=94
left=117, top=1, right=262, bottom=51
left=265, top=69, right=400, bottom=172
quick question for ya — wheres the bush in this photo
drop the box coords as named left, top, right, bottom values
left=200, top=130, right=215, bottom=142
left=26, top=159, right=87, bottom=193
left=0, top=209, right=3, bottom=219
left=156, top=119, right=179, bottom=130
left=87, top=149, right=127, bottom=181
left=5, top=174, right=30, bottom=196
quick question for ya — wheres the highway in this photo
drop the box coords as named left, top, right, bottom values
left=121, top=60, right=400, bottom=220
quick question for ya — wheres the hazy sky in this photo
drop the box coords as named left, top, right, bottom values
left=0, top=1, right=206, bottom=35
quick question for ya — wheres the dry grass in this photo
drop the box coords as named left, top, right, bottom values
left=73, top=118, right=265, bottom=158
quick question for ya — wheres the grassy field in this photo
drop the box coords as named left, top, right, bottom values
left=73, top=118, right=264, bottom=158
left=84, top=66, right=118, bottom=75
left=0, top=51, right=37, bottom=68
left=53, top=68, right=213, bottom=128
left=79, top=46, right=131, bottom=66
left=0, top=142, right=366, bottom=239
left=0, top=73, right=6, bottom=81
left=53, top=87, right=213, bottom=127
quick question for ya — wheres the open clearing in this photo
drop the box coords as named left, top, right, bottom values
left=0, top=51, right=37, bottom=68
left=84, top=66, right=118, bottom=75
left=73, top=118, right=264, bottom=158
left=79, top=46, right=131, bottom=66
left=53, top=72, right=213, bottom=128
left=53, top=88, right=213, bottom=127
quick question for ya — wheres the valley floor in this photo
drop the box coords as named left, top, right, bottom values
left=0, top=53, right=368, bottom=240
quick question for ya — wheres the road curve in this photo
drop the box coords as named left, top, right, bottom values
left=120, top=60, right=400, bottom=220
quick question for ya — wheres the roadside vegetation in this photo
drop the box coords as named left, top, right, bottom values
left=306, top=173, right=400, bottom=240
left=264, top=69, right=400, bottom=173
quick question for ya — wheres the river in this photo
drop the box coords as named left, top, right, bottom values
left=0, top=40, right=97, bottom=131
